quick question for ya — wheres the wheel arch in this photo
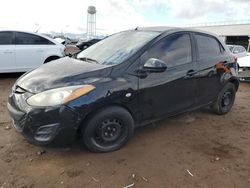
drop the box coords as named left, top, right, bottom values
left=76, top=103, right=135, bottom=136
left=44, top=55, right=60, bottom=64
left=228, top=77, right=239, bottom=91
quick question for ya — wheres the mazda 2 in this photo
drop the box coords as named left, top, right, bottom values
left=7, top=27, right=239, bottom=152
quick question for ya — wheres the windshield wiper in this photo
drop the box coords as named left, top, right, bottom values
left=77, top=57, right=99, bottom=64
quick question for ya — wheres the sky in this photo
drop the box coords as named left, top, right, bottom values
left=0, top=0, right=250, bottom=35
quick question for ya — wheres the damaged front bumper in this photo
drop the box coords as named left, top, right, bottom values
left=7, top=91, right=82, bottom=146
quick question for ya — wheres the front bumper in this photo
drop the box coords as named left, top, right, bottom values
left=7, top=92, right=82, bottom=146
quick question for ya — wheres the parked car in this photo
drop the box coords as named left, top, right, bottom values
left=227, top=45, right=247, bottom=58
left=237, top=55, right=250, bottom=81
left=226, top=45, right=250, bottom=80
left=0, top=30, right=65, bottom=73
left=7, top=27, right=239, bottom=152
left=76, top=38, right=101, bottom=50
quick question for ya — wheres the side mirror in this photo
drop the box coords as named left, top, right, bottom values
left=143, top=58, right=167, bottom=73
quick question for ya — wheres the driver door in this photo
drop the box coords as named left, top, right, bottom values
left=137, top=32, right=198, bottom=122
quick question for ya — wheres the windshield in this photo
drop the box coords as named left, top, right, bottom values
left=77, top=31, right=160, bottom=65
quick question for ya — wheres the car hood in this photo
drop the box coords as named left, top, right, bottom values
left=16, top=57, right=112, bottom=93
left=238, top=56, right=250, bottom=67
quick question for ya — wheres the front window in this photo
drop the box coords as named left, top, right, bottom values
left=0, top=31, right=14, bottom=45
left=77, top=31, right=160, bottom=65
left=142, top=33, right=192, bottom=68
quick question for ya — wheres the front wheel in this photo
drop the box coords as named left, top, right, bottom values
left=212, top=82, right=236, bottom=115
left=82, top=106, right=134, bottom=152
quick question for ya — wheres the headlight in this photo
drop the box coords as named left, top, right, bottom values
left=26, top=85, right=95, bottom=107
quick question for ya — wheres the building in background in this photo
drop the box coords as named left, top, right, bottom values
left=87, top=6, right=96, bottom=39
left=183, top=21, right=250, bottom=51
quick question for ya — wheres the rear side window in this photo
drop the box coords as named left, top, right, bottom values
left=144, top=33, right=192, bottom=67
left=15, top=32, right=54, bottom=45
left=195, top=34, right=223, bottom=59
left=0, top=31, right=14, bottom=45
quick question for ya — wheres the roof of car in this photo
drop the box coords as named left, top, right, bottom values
left=137, top=26, right=218, bottom=36
left=136, top=26, right=229, bottom=51
left=137, top=26, right=174, bottom=32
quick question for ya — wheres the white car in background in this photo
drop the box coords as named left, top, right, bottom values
left=227, top=45, right=247, bottom=58
left=0, top=30, right=65, bottom=73
left=226, top=44, right=250, bottom=81
left=238, top=55, right=250, bottom=81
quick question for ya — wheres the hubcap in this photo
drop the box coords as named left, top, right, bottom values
left=95, top=118, right=122, bottom=143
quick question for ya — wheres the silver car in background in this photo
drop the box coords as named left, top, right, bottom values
left=227, top=45, right=250, bottom=81
left=227, top=45, right=247, bottom=58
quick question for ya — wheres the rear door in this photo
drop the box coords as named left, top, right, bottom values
left=15, top=32, right=54, bottom=71
left=0, top=31, right=15, bottom=72
left=137, top=32, right=198, bottom=121
left=194, top=33, right=230, bottom=105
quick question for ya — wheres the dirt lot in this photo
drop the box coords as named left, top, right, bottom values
left=0, top=74, right=250, bottom=188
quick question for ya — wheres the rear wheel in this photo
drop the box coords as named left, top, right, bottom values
left=82, top=106, right=134, bottom=152
left=212, top=82, right=236, bottom=115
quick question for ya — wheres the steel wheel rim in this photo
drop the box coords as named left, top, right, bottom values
left=222, top=90, right=233, bottom=107
left=94, top=118, right=123, bottom=145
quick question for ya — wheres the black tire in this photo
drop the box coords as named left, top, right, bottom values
left=83, top=45, right=89, bottom=50
left=212, top=82, right=236, bottom=115
left=82, top=106, right=134, bottom=152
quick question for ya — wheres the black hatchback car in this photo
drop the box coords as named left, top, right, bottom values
left=8, top=27, right=239, bottom=152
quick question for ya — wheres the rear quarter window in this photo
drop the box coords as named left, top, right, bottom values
left=195, top=34, right=223, bottom=59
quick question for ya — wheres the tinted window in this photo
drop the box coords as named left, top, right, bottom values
left=0, top=31, right=14, bottom=45
left=195, top=34, right=222, bottom=59
left=143, top=33, right=192, bottom=67
left=15, top=32, right=54, bottom=45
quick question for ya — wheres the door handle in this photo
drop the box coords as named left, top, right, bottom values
left=36, top=49, right=44, bottom=52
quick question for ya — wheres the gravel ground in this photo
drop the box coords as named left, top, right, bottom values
left=0, top=73, right=250, bottom=188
